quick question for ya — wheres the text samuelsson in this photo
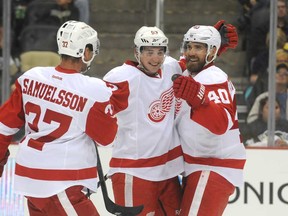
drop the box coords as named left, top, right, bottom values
left=22, top=78, right=88, bottom=112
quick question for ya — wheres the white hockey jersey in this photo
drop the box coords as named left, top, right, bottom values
left=175, top=65, right=246, bottom=187
left=104, top=56, right=184, bottom=181
left=0, top=66, right=117, bottom=197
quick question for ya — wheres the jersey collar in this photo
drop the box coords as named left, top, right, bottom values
left=55, top=65, right=78, bottom=74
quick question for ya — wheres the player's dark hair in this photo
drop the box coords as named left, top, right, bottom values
left=139, top=46, right=167, bottom=53
left=86, top=44, right=93, bottom=52
left=61, top=54, right=80, bottom=62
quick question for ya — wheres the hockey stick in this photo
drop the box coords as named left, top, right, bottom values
left=93, top=141, right=144, bottom=215
left=97, top=173, right=108, bottom=188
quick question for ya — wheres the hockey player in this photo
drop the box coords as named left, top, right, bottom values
left=172, top=25, right=246, bottom=216
left=0, top=20, right=117, bottom=216
left=104, top=26, right=184, bottom=215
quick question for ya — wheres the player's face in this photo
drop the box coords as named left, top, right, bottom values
left=184, top=42, right=207, bottom=73
left=139, top=46, right=165, bottom=75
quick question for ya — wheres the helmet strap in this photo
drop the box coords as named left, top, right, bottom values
left=135, top=47, right=147, bottom=72
left=81, top=54, right=95, bottom=73
left=205, top=46, right=217, bottom=66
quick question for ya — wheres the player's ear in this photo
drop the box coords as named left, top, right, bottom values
left=208, top=46, right=217, bottom=61
left=84, top=46, right=93, bottom=62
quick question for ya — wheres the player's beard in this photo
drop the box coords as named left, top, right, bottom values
left=186, top=58, right=205, bottom=74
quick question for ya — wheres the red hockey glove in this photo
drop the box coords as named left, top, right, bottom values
left=214, top=20, right=238, bottom=56
left=178, top=57, right=187, bottom=72
left=173, top=76, right=208, bottom=109
left=0, top=150, right=10, bottom=177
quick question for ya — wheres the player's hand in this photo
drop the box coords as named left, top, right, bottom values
left=173, top=76, right=208, bottom=109
left=178, top=56, right=187, bottom=72
left=0, top=150, right=10, bottom=177
left=214, top=20, right=238, bottom=56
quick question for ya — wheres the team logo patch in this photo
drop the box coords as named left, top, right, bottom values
left=175, top=97, right=182, bottom=116
left=148, top=87, right=175, bottom=122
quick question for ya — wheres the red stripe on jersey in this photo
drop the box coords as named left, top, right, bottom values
left=0, top=81, right=25, bottom=129
left=105, top=80, right=129, bottom=114
left=0, top=134, right=13, bottom=159
left=183, top=153, right=246, bottom=169
left=192, top=103, right=229, bottom=135
left=110, top=145, right=183, bottom=168
left=15, top=163, right=97, bottom=180
left=86, top=101, right=118, bottom=145
left=192, top=82, right=234, bottom=135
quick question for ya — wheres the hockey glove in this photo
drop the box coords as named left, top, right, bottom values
left=173, top=76, right=208, bottom=109
left=214, top=20, right=238, bottom=56
left=0, top=150, right=10, bottom=177
left=178, top=56, right=187, bottom=72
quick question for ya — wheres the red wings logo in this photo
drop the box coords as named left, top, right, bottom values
left=148, top=87, right=179, bottom=122
left=175, top=97, right=182, bottom=116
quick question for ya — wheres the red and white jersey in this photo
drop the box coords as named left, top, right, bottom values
left=0, top=66, right=117, bottom=197
left=175, top=65, right=246, bottom=187
left=103, top=56, right=184, bottom=181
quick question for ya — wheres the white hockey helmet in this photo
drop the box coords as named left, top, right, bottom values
left=134, top=26, right=168, bottom=67
left=134, top=26, right=168, bottom=53
left=57, top=20, right=100, bottom=61
left=182, top=25, right=221, bottom=64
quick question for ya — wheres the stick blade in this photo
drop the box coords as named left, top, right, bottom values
left=105, top=197, right=144, bottom=216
